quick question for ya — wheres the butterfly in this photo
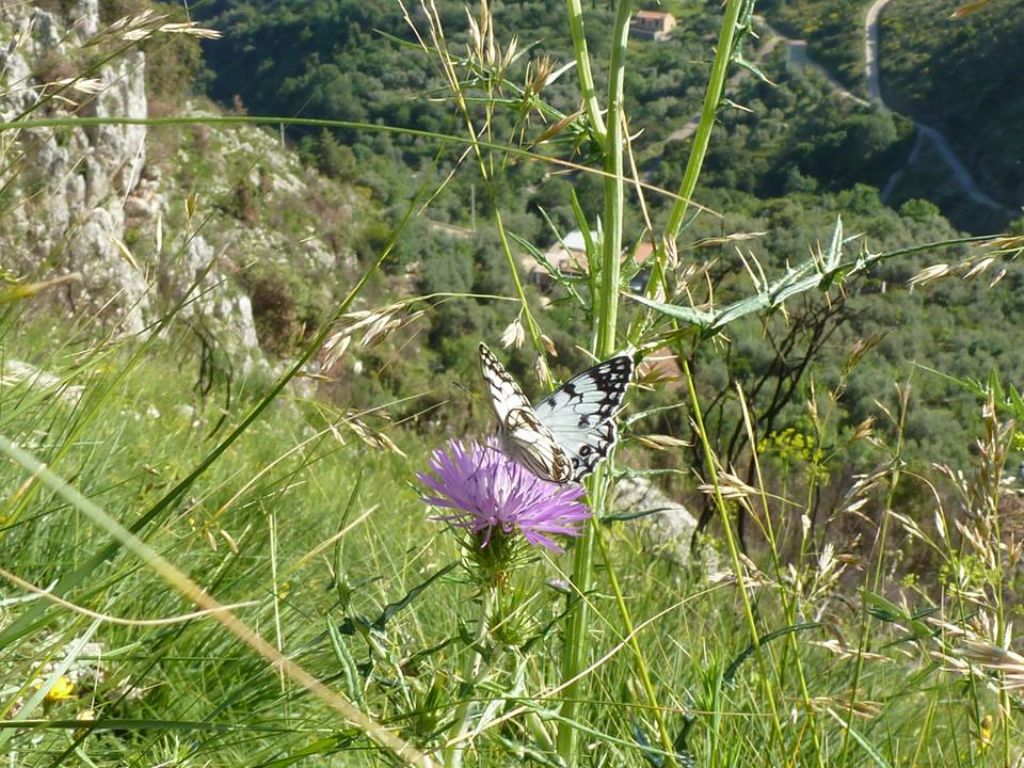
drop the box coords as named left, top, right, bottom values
left=479, top=342, right=634, bottom=483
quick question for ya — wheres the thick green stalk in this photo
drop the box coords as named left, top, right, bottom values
left=590, top=5, right=677, bottom=757
left=664, top=0, right=745, bottom=242
left=595, top=0, right=632, bottom=359
left=557, top=1, right=632, bottom=763
left=555, top=473, right=601, bottom=761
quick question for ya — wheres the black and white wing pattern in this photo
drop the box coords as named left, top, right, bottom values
left=478, top=342, right=634, bottom=483
left=479, top=342, right=573, bottom=482
left=532, top=353, right=633, bottom=480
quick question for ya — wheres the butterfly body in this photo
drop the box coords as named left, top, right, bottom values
left=479, top=342, right=633, bottom=483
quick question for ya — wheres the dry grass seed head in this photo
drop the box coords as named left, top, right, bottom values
left=94, top=10, right=222, bottom=44
left=524, top=54, right=557, bottom=101
left=465, top=1, right=517, bottom=79
left=908, top=262, right=951, bottom=288
left=699, top=470, right=758, bottom=502
left=964, top=256, right=996, bottom=279
left=337, top=413, right=406, bottom=456
left=533, top=354, right=550, bottom=385
left=634, top=433, right=690, bottom=451
left=500, top=317, right=525, bottom=349
left=956, top=640, right=1024, bottom=690
left=807, top=695, right=882, bottom=720
left=321, top=331, right=352, bottom=370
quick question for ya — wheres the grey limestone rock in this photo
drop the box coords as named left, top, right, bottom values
left=614, top=476, right=715, bottom=572
left=0, top=3, right=261, bottom=357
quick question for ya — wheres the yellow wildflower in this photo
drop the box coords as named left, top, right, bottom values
left=978, top=713, right=992, bottom=751
left=44, top=675, right=76, bottom=702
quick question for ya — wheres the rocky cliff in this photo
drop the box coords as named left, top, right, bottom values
left=0, top=2, right=360, bottom=364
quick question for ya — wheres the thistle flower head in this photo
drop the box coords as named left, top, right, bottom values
left=419, top=440, right=589, bottom=554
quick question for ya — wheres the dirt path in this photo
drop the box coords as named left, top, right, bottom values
left=784, top=37, right=868, bottom=107
left=660, top=8, right=1009, bottom=214
left=864, top=0, right=887, bottom=102
left=864, top=0, right=1007, bottom=211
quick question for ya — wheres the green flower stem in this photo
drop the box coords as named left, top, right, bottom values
left=555, top=473, right=600, bottom=761
left=664, top=0, right=745, bottom=243
left=595, top=0, right=632, bottom=360
left=443, top=584, right=497, bottom=768
left=565, top=0, right=607, bottom=142
left=557, top=1, right=632, bottom=763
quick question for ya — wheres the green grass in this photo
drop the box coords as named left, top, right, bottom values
left=1, top=306, right=1018, bottom=765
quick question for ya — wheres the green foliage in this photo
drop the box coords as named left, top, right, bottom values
left=760, top=0, right=867, bottom=92
left=303, top=129, right=358, bottom=181
left=879, top=0, right=1024, bottom=207
left=658, top=48, right=915, bottom=198
left=238, top=261, right=322, bottom=354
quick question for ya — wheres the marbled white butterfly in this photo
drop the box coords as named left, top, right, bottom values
left=479, top=342, right=634, bottom=483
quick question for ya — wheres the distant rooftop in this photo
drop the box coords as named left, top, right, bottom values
left=630, top=10, right=676, bottom=40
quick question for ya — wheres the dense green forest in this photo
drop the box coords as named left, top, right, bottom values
left=184, top=0, right=1024, bottom=489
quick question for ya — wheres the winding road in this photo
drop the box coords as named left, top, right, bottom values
left=864, top=0, right=1008, bottom=211
left=658, top=4, right=1012, bottom=217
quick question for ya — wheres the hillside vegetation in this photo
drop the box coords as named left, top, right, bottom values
left=761, top=0, right=1024, bottom=217
left=879, top=0, right=1024, bottom=208
left=187, top=0, right=1023, bottom=474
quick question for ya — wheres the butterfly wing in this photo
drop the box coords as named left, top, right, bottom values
left=533, top=353, right=634, bottom=480
left=479, top=342, right=531, bottom=420
left=501, top=407, right=572, bottom=483
left=479, top=343, right=572, bottom=482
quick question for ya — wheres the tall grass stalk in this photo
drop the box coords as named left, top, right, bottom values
left=683, top=360, right=788, bottom=756
left=736, top=385, right=825, bottom=765
left=840, top=382, right=909, bottom=764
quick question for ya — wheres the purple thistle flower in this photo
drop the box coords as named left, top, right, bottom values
left=419, top=440, right=590, bottom=554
